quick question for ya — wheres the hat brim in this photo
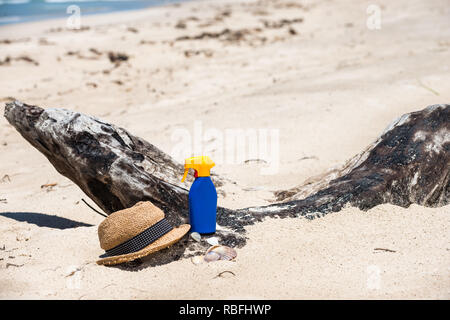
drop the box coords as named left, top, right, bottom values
left=97, top=224, right=190, bottom=266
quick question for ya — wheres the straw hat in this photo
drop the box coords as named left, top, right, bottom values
left=97, top=201, right=190, bottom=266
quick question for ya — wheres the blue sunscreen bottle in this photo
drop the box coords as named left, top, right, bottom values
left=181, top=156, right=217, bottom=234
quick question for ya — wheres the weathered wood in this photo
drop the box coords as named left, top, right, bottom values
left=3, top=101, right=449, bottom=266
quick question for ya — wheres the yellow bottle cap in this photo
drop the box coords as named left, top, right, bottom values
left=181, top=156, right=215, bottom=182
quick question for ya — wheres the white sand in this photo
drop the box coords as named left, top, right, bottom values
left=0, top=0, right=449, bottom=299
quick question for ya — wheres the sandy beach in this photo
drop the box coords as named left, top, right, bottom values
left=0, top=0, right=449, bottom=299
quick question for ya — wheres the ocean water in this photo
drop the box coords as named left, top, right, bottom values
left=0, top=0, right=187, bottom=26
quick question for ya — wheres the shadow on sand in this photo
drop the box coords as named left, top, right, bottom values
left=0, top=212, right=93, bottom=229
left=110, top=237, right=191, bottom=270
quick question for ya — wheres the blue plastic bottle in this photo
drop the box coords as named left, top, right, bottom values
left=181, top=156, right=217, bottom=234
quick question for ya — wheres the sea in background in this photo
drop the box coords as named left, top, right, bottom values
left=0, top=0, right=188, bottom=26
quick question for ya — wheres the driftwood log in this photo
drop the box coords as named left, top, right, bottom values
left=4, top=101, right=449, bottom=266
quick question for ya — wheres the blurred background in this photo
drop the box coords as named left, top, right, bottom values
left=0, top=0, right=185, bottom=25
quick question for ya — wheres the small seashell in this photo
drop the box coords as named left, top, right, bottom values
left=204, top=250, right=221, bottom=262
left=190, top=232, right=201, bottom=242
left=204, top=245, right=237, bottom=262
left=191, top=256, right=203, bottom=265
left=206, top=237, right=219, bottom=246
left=213, top=246, right=237, bottom=261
